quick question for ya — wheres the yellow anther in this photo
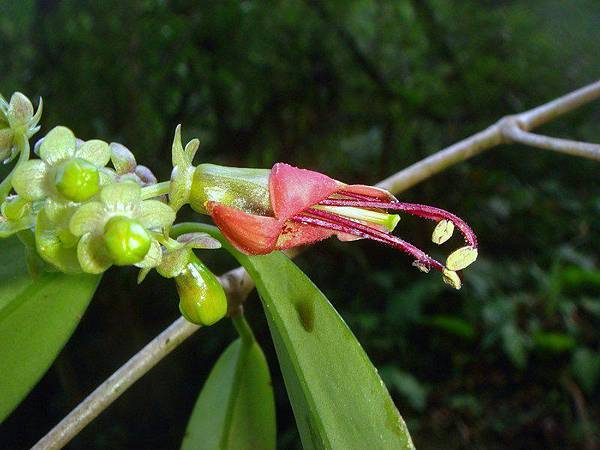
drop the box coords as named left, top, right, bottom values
left=442, top=268, right=462, bottom=289
left=432, top=219, right=454, bottom=245
left=446, top=246, right=478, bottom=271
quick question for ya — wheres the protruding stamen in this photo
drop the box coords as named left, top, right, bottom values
left=442, top=268, right=462, bottom=289
left=432, top=219, right=454, bottom=245
left=293, top=208, right=445, bottom=273
left=320, top=197, right=478, bottom=249
left=446, top=246, right=478, bottom=271
left=313, top=205, right=400, bottom=232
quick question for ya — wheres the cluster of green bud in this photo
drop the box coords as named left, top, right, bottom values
left=0, top=92, right=228, bottom=327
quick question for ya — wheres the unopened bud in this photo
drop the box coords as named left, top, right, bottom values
left=103, top=216, right=151, bottom=265
left=54, top=158, right=100, bottom=202
left=1, top=196, right=31, bottom=221
left=176, top=254, right=227, bottom=326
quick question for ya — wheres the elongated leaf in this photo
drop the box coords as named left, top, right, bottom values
left=181, top=327, right=276, bottom=450
left=0, top=237, right=100, bottom=422
left=174, top=224, right=414, bottom=450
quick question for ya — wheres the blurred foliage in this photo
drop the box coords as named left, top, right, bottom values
left=1, top=0, right=599, bottom=449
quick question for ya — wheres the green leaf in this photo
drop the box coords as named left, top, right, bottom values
left=571, top=348, right=600, bottom=394
left=501, top=323, right=528, bottom=369
left=423, top=314, right=477, bottom=341
left=181, top=321, right=276, bottom=450
left=0, top=237, right=100, bottom=423
left=380, top=367, right=428, bottom=412
left=174, top=223, right=414, bottom=450
left=533, top=331, right=577, bottom=353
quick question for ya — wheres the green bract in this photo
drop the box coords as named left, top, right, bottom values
left=69, top=182, right=175, bottom=274
left=168, top=125, right=200, bottom=212
left=11, top=126, right=112, bottom=206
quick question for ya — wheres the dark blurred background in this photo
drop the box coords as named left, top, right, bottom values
left=1, top=0, right=599, bottom=448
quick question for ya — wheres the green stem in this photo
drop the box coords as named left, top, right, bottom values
left=149, top=231, right=179, bottom=251
left=232, top=313, right=255, bottom=346
left=141, top=181, right=170, bottom=200
left=0, top=135, right=30, bottom=203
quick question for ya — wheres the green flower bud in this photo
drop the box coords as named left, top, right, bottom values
left=189, top=163, right=272, bottom=215
left=103, top=216, right=151, bottom=265
left=54, top=158, right=100, bottom=202
left=1, top=196, right=31, bottom=221
left=175, top=254, right=227, bottom=326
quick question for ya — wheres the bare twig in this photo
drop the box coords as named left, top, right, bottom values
left=501, top=123, right=600, bottom=161
left=377, top=79, right=600, bottom=193
left=562, top=376, right=597, bottom=450
left=32, top=317, right=199, bottom=450
left=33, top=80, right=600, bottom=449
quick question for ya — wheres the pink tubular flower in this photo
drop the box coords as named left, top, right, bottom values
left=201, top=163, right=478, bottom=289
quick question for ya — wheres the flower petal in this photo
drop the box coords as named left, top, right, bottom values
left=100, top=181, right=141, bottom=212
left=135, top=239, right=162, bottom=269
left=339, top=184, right=397, bottom=201
left=110, top=142, right=137, bottom=174
left=39, top=126, right=76, bottom=165
left=44, top=197, right=77, bottom=226
left=207, top=201, right=281, bottom=255
left=99, top=167, right=117, bottom=185
left=77, top=232, right=113, bottom=274
left=69, top=201, right=105, bottom=236
left=275, top=221, right=336, bottom=250
left=0, top=215, right=34, bottom=237
left=134, top=165, right=157, bottom=186
left=35, top=209, right=82, bottom=273
left=12, top=160, right=49, bottom=200
left=156, top=248, right=189, bottom=278
left=76, top=139, right=110, bottom=167
left=177, top=232, right=222, bottom=249
left=137, top=200, right=175, bottom=230
left=269, top=163, right=338, bottom=219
